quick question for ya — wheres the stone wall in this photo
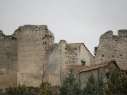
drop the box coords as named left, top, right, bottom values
left=0, top=24, right=95, bottom=88
left=15, top=25, right=54, bottom=87
left=0, top=31, right=17, bottom=89
left=95, top=30, right=127, bottom=64
left=47, top=40, right=94, bottom=86
left=79, top=69, right=98, bottom=88
left=47, top=41, right=66, bottom=86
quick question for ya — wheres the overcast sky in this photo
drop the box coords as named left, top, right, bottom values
left=0, top=0, right=127, bottom=53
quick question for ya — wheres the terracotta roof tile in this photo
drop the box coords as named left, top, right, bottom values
left=79, top=61, right=127, bottom=73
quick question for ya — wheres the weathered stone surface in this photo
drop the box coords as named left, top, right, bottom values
left=0, top=25, right=93, bottom=89
left=95, top=30, right=127, bottom=65
left=3, top=25, right=127, bottom=89
left=47, top=40, right=94, bottom=86
left=0, top=31, right=17, bottom=89
left=15, top=25, right=54, bottom=87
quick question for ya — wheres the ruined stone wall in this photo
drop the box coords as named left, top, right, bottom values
left=47, top=41, right=66, bottom=86
left=0, top=31, right=17, bottom=89
left=56, top=40, right=93, bottom=65
left=0, top=24, right=95, bottom=88
left=47, top=40, right=94, bottom=86
left=95, top=30, right=127, bottom=64
left=15, top=25, right=54, bottom=87
left=79, top=44, right=94, bottom=66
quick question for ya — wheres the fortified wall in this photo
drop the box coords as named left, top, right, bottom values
left=95, top=30, right=127, bottom=64
left=0, top=25, right=93, bottom=89
left=0, top=25, right=127, bottom=89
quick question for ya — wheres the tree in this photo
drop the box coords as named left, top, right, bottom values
left=39, top=82, right=52, bottom=95
left=98, top=77, right=105, bottom=95
left=120, top=73, right=127, bottom=94
left=60, top=70, right=81, bottom=95
left=82, top=74, right=98, bottom=95
left=5, top=85, right=31, bottom=95
left=105, top=68, right=127, bottom=95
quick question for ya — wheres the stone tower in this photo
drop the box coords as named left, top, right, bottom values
left=95, top=30, right=127, bottom=64
left=0, top=31, right=17, bottom=88
left=15, top=25, right=54, bottom=87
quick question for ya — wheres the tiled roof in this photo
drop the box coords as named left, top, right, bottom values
left=63, top=61, right=127, bottom=75
left=79, top=63, right=108, bottom=73
left=79, top=61, right=127, bottom=73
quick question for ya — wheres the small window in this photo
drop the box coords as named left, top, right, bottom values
left=112, top=55, right=114, bottom=57
left=74, top=48, right=77, bottom=50
left=45, top=35, right=48, bottom=37
left=43, top=41, right=47, bottom=45
left=102, top=54, right=104, bottom=57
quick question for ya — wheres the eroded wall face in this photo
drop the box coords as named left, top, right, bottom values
left=95, top=30, right=127, bottom=64
left=79, top=70, right=98, bottom=88
left=16, top=25, right=54, bottom=87
left=79, top=45, right=94, bottom=66
left=0, top=35, right=17, bottom=89
left=47, top=41, right=94, bottom=86
left=47, top=40, right=67, bottom=86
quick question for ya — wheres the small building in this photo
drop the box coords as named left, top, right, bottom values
left=79, top=61, right=127, bottom=88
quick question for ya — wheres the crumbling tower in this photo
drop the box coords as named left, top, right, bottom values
left=15, top=25, right=54, bottom=87
left=95, top=30, right=127, bottom=64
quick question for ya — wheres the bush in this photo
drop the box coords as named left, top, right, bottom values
left=5, top=85, right=39, bottom=95
left=60, top=70, right=81, bottom=95
left=39, top=82, right=52, bottom=95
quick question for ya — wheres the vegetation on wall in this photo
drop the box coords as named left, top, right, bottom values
left=81, top=60, right=86, bottom=66
left=5, top=85, right=39, bottom=95
left=39, top=82, right=52, bottom=95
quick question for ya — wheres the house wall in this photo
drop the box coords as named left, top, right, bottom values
left=79, top=62, right=120, bottom=89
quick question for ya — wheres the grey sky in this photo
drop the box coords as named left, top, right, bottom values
left=0, top=0, right=127, bottom=53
